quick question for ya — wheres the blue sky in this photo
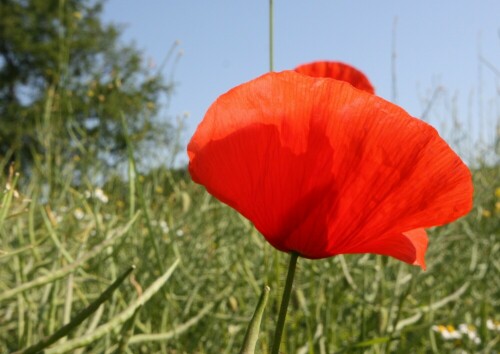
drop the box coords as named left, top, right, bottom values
left=103, top=1, right=500, bottom=164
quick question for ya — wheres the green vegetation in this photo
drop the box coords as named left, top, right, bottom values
left=0, top=0, right=173, bottom=174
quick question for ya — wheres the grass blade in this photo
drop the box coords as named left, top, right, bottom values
left=13, top=265, right=136, bottom=354
left=239, top=285, right=270, bottom=354
left=44, top=258, right=180, bottom=354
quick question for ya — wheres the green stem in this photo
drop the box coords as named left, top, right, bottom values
left=271, top=252, right=299, bottom=354
left=269, top=0, right=274, bottom=72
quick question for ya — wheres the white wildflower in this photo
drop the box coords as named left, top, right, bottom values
left=73, top=208, right=85, bottom=220
left=459, top=324, right=481, bottom=344
left=160, top=220, right=169, bottom=234
left=55, top=213, right=63, bottom=224
left=487, top=319, right=500, bottom=332
left=432, top=324, right=461, bottom=340
left=94, top=188, right=108, bottom=203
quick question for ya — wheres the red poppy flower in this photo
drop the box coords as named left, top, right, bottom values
left=188, top=71, right=473, bottom=269
left=295, top=61, right=375, bottom=94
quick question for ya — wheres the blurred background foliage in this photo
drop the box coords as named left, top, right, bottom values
left=0, top=0, right=174, bottom=185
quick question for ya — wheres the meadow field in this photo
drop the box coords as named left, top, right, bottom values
left=0, top=126, right=499, bottom=354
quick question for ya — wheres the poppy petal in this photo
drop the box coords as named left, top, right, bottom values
left=295, top=61, right=375, bottom=94
left=339, top=228, right=428, bottom=269
left=188, top=71, right=473, bottom=267
left=403, top=228, right=428, bottom=269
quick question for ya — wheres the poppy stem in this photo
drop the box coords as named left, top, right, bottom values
left=269, top=0, right=274, bottom=72
left=271, top=252, right=299, bottom=354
